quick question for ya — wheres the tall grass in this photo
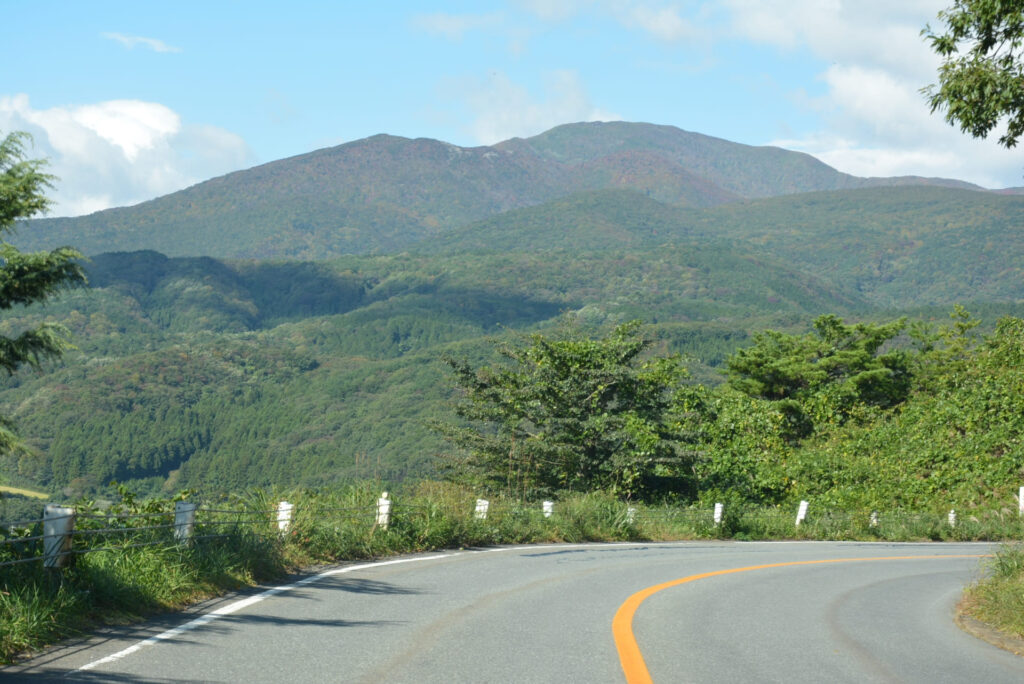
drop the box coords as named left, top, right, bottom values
left=962, top=544, right=1024, bottom=639
left=4, top=482, right=1023, bottom=664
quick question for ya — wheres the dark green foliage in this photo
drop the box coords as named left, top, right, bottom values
left=0, top=239, right=836, bottom=497
left=423, top=185, right=1024, bottom=311
left=3, top=236, right=1022, bottom=512
left=0, top=131, right=86, bottom=455
left=22, top=181, right=1024, bottom=315
left=85, top=251, right=368, bottom=330
left=675, top=386, right=792, bottom=504
left=924, top=0, right=1024, bottom=147
left=787, top=314, right=1024, bottom=510
left=726, top=314, right=911, bottom=439
left=438, top=321, right=692, bottom=499
left=0, top=133, right=54, bottom=229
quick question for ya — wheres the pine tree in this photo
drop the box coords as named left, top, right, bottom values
left=0, top=131, right=86, bottom=452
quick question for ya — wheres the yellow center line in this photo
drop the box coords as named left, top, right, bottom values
left=612, top=554, right=989, bottom=684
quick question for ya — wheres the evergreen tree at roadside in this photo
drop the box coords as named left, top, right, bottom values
left=0, top=131, right=85, bottom=452
left=436, top=320, right=693, bottom=500
left=725, top=314, right=911, bottom=441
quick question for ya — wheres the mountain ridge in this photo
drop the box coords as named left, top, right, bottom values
left=16, top=121, right=988, bottom=260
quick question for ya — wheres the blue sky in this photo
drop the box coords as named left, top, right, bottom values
left=3, top=1, right=1020, bottom=216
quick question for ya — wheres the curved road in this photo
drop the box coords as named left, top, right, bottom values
left=6, top=541, right=1023, bottom=682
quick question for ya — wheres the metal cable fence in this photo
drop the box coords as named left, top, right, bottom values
left=3, top=494, right=1023, bottom=571
left=0, top=494, right=411, bottom=569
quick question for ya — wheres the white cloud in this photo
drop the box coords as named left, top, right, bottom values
left=619, top=5, right=697, bottom=42
left=519, top=1, right=702, bottom=42
left=412, top=12, right=504, bottom=40
left=102, top=32, right=181, bottom=53
left=514, top=0, right=595, bottom=22
left=718, top=1, right=1024, bottom=187
left=0, top=94, right=252, bottom=217
left=74, top=100, right=181, bottom=161
left=461, top=71, right=620, bottom=144
left=775, top=131, right=1023, bottom=189
left=722, top=0, right=944, bottom=78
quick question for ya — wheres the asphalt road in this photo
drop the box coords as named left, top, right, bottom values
left=5, top=541, right=1023, bottom=683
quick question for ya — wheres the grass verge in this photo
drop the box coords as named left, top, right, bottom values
left=3, top=482, right=1019, bottom=664
left=961, top=544, right=1024, bottom=640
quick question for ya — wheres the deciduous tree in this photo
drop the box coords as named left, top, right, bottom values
left=923, top=0, right=1024, bottom=147
left=437, top=320, right=692, bottom=499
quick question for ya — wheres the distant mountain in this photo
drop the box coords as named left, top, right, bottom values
left=15, top=121, right=983, bottom=260
left=497, top=121, right=981, bottom=198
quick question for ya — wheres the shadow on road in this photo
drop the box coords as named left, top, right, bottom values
left=2, top=573, right=418, bottom=681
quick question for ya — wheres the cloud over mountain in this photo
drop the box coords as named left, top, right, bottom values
left=0, top=95, right=252, bottom=216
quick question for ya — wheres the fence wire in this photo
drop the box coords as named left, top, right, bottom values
left=75, top=523, right=177, bottom=536
left=4, top=497, right=1023, bottom=571
left=1, top=516, right=46, bottom=528
left=77, top=511, right=173, bottom=520
left=0, top=533, right=47, bottom=545
left=0, top=555, right=45, bottom=568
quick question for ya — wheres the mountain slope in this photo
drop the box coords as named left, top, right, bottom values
left=421, top=185, right=1024, bottom=308
left=691, top=186, right=1024, bottom=306
left=0, top=241, right=863, bottom=495
left=499, top=121, right=981, bottom=198
left=16, top=122, right=981, bottom=260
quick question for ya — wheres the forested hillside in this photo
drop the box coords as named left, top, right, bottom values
left=1, top=122, right=1021, bottom=510
left=1, top=240, right=1022, bottom=502
left=0, top=241, right=857, bottom=497
left=424, top=186, right=1024, bottom=308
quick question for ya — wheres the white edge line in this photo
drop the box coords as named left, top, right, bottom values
left=77, top=539, right=985, bottom=671
left=77, top=552, right=455, bottom=671
left=76, top=542, right=670, bottom=671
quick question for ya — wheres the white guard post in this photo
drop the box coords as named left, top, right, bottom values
left=626, top=506, right=637, bottom=524
left=869, top=511, right=879, bottom=528
left=948, top=509, right=956, bottom=527
left=713, top=502, right=724, bottom=526
left=542, top=501, right=554, bottom=518
left=43, top=504, right=76, bottom=569
left=795, top=500, right=809, bottom=527
left=277, top=501, right=294, bottom=533
left=1019, top=486, right=1024, bottom=516
left=376, top=492, right=391, bottom=530
left=475, top=499, right=489, bottom=520
left=174, top=501, right=198, bottom=542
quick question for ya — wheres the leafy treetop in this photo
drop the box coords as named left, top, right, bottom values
left=437, top=320, right=692, bottom=500
left=923, top=0, right=1024, bottom=147
left=725, top=314, right=911, bottom=439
